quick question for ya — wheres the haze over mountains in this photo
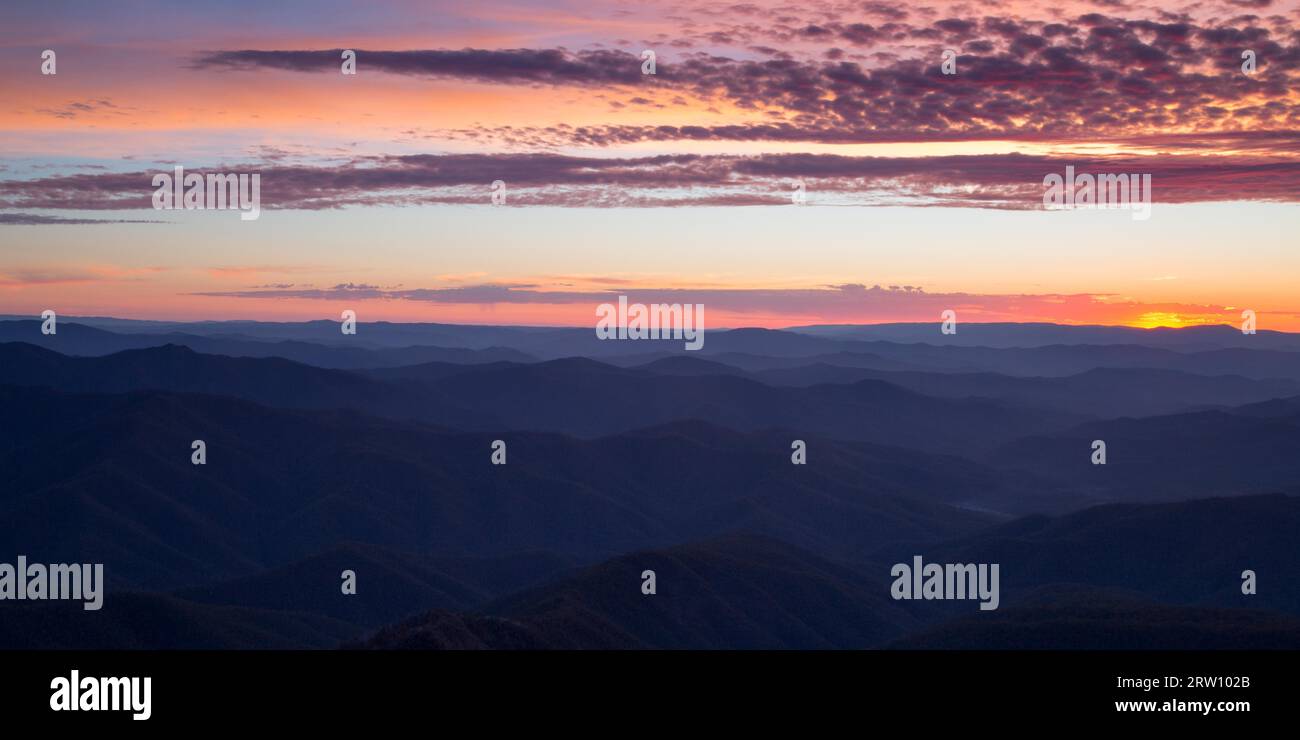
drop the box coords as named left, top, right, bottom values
left=2, top=317, right=1298, bottom=649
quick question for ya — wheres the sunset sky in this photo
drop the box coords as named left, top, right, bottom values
left=1, top=0, right=1298, bottom=329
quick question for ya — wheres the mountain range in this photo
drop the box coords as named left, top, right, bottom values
left=2, top=318, right=1298, bottom=649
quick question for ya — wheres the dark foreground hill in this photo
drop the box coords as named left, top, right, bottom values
left=0, top=592, right=357, bottom=649
left=361, top=495, right=1300, bottom=649
left=174, top=544, right=578, bottom=629
left=890, top=587, right=1300, bottom=650
left=360, top=535, right=921, bottom=649
left=6, top=495, right=1300, bottom=649
left=871, top=493, right=1300, bottom=616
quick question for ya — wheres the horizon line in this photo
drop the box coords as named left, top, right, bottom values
left=0, top=314, right=1288, bottom=335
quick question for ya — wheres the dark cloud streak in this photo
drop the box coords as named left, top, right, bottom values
left=3, top=151, right=1297, bottom=211
left=190, top=12, right=1300, bottom=144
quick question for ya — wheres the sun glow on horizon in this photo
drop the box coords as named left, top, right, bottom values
left=1127, top=312, right=1219, bottom=329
